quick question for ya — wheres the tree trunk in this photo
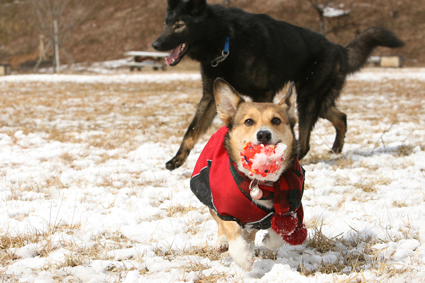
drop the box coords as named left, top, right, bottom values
left=318, top=11, right=325, bottom=35
left=54, top=20, right=61, bottom=73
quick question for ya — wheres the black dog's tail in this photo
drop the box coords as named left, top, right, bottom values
left=345, top=27, right=405, bottom=74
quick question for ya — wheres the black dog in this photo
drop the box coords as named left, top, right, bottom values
left=152, top=0, right=404, bottom=170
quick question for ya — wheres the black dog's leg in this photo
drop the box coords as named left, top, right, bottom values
left=166, top=77, right=216, bottom=170
left=296, top=82, right=330, bottom=160
left=298, top=98, right=347, bottom=159
left=296, top=57, right=348, bottom=160
left=297, top=105, right=316, bottom=160
left=320, top=106, right=347, bottom=154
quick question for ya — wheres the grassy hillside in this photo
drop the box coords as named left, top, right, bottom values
left=0, top=0, right=423, bottom=70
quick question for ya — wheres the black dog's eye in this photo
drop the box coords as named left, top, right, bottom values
left=174, top=21, right=186, bottom=30
left=244, top=119, right=254, bottom=126
left=271, top=117, right=281, bottom=125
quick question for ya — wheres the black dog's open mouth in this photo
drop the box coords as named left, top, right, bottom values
left=165, top=43, right=189, bottom=66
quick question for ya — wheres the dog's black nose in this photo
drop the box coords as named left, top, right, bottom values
left=152, top=41, right=161, bottom=51
left=257, top=130, right=272, bottom=143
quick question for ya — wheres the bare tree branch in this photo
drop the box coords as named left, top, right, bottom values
left=26, top=0, right=96, bottom=71
left=299, top=0, right=334, bottom=35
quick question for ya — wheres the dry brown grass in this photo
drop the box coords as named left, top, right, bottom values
left=6, top=180, right=46, bottom=201
left=255, top=248, right=279, bottom=261
left=0, top=232, right=58, bottom=267
left=300, top=222, right=418, bottom=281
left=340, top=80, right=425, bottom=153
left=166, top=204, right=198, bottom=218
left=395, top=145, right=415, bottom=157
left=149, top=194, right=173, bottom=208
left=148, top=203, right=200, bottom=223
left=152, top=245, right=237, bottom=282
left=300, top=150, right=331, bottom=166
left=153, top=244, right=222, bottom=262
left=0, top=80, right=202, bottom=148
left=331, top=156, right=355, bottom=169
left=301, top=226, right=378, bottom=276
left=193, top=271, right=236, bottom=283
left=354, top=177, right=391, bottom=194
left=392, top=200, right=407, bottom=208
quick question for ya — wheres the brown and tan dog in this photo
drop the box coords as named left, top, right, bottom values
left=190, top=79, right=307, bottom=270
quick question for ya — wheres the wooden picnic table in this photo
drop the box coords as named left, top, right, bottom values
left=367, top=55, right=403, bottom=67
left=0, top=64, right=12, bottom=76
left=123, top=51, right=169, bottom=71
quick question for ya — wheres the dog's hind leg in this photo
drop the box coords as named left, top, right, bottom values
left=166, top=78, right=216, bottom=170
left=297, top=104, right=318, bottom=160
left=320, top=106, right=347, bottom=154
left=296, top=64, right=346, bottom=159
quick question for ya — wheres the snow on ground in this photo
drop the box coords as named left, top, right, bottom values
left=2, top=67, right=425, bottom=84
left=0, top=72, right=201, bottom=84
left=0, top=68, right=424, bottom=282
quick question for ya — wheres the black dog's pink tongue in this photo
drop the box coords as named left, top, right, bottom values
left=166, top=44, right=182, bottom=65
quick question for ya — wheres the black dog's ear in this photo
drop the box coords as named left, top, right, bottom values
left=187, top=0, right=207, bottom=14
left=168, top=0, right=182, bottom=9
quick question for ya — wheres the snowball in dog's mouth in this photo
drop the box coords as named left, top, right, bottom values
left=240, top=142, right=287, bottom=179
left=166, top=43, right=189, bottom=66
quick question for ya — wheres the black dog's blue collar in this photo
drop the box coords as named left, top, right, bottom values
left=211, top=36, right=230, bottom=67
left=224, top=36, right=230, bottom=53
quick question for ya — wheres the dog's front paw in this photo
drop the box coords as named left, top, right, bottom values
left=215, top=235, right=229, bottom=253
left=228, top=237, right=254, bottom=271
left=262, top=228, right=286, bottom=250
left=165, top=152, right=187, bottom=170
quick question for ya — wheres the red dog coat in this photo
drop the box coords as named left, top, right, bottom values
left=190, top=126, right=307, bottom=245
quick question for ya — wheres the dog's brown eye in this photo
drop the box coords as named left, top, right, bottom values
left=244, top=119, right=254, bottom=126
left=271, top=117, right=281, bottom=125
left=174, top=21, right=186, bottom=30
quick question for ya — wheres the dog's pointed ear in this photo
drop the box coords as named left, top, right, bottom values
left=168, top=0, right=182, bottom=9
left=187, top=0, right=207, bottom=14
left=214, top=78, right=244, bottom=126
left=277, top=82, right=297, bottom=125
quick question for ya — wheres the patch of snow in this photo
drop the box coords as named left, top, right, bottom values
left=323, top=6, right=350, bottom=18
